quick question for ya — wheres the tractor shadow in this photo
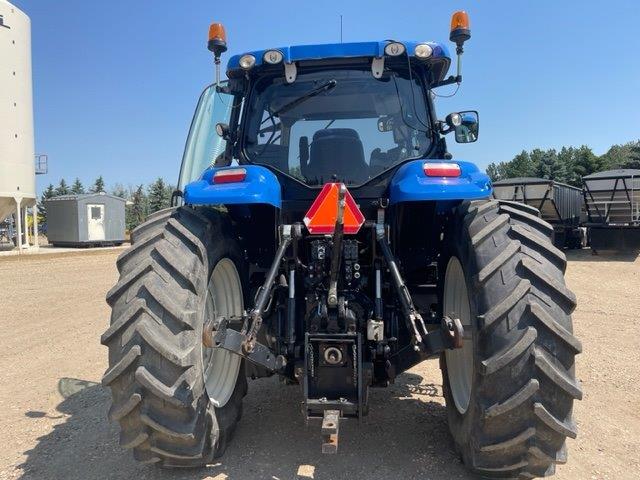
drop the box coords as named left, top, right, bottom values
left=17, top=370, right=478, bottom=480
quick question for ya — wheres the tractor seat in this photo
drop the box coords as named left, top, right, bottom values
left=306, top=128, right=369, bottom=184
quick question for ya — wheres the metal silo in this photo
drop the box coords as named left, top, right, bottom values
left=0, top=0, right=37, bottom=249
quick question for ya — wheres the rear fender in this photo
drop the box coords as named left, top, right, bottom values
left=184, top=165, right=282, bottom=209
left=389, top=159, right=492, bottom=204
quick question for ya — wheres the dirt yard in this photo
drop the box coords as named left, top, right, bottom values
left=0, top=248, right=638, bottom=480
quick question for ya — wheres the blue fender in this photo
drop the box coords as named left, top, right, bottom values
left=184, top=165, right=281, bottom=209
left=389, top=160, right=492, bottom=204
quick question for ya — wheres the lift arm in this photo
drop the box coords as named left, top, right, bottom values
left=375, top=224, right=463, bottom=354
left=203, top=224, right=301, bottom=372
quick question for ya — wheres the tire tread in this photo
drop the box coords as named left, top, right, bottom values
left=102, top=207, right=247, bottom=467
left=443, top=199, right=581, bottom=479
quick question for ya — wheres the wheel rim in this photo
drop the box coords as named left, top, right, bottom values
left=202, top=258, right=243, bottom=408
left=444, top=256, right=474, bottom=414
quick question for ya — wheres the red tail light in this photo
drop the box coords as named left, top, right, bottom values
left=213, top=168, right=247, bottom=184
left=423, top=162, right=461, bottom=177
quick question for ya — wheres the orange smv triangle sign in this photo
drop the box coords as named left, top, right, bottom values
left=303, top=183, right=365, bottom=235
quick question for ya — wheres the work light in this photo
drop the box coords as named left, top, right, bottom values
left=239, top=54, right=256, bottom=69
left=414, top=43, right=433, bottom=59
left=384, top=42, right=405, bottom=56
left=263, top=50, right=284, bottom=64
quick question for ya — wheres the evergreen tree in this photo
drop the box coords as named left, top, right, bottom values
left=71, top=177, right=85, bottom=195
left=558, top=147, right=579, bottom=186
left=600, top=141, right=640, bottom=170
left=487, top=144, right=604, bottom=187
left=532, top=149, right=567, bottom=182
left=111, top=183, right=128, bottom=199
left=91, top=175, right=106, bottom=193
left=39, top=183, right=56, bottom=224
left=572, top=145, right=601, bottom=179
left=165, top=183, right=176, bottom=205
left=486, top=162, right=508, bottom=181
left=147, top=178, right=170, bottom=214
left=127, top=184, right=148, bottom=230
left=503, top=150, right=537, bottom=178
left=55, top=179, right=70, bottom=196
left=629, top=144, right=640, bottom=169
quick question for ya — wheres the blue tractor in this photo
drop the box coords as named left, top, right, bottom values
left=102, top=11, right=581, bottom=478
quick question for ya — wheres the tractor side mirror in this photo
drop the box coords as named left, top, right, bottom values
left=453, top=111, right=479, bottom=143
left=442, top=111, right=479, bottom=143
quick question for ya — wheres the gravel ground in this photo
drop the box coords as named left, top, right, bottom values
left=0, top=248, right=638, bottom=480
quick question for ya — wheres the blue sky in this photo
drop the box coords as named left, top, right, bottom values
left=12, top=0, right=640, bottom=193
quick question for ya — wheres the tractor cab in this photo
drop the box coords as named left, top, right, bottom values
left=178, top=29, right=480, bottom=201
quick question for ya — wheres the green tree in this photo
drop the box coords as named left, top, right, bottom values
left=629, top=143, right=640, bottom=169
left=485, top=141, right=638, bottom=188
left=557, top=147, right=577, bottom=185
left=486, top=162, right=508, bottom=181
left=504, top=150, right=537, bottom=178
left=38, top=183, right=56, bottom=224
left=55, top=179, right=70, bottom=196
left=111, top=183, right=129, bottom=199
left=572, top=145, right=601, bottom=179
left=600, top=141, right=640, bottom=169
left=127, top=185, right=147, bottom=231
left=165, top=183, right=175, bottom=205
left=147, top=178, right=170, bottom=214
left=532, top=149, right=567, bottom=182
left=71, top=177, right=85, bottom=195
left=91, top=175, right=106, bottom=193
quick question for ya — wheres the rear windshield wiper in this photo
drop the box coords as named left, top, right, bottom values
left=272, top=80, right=337, bottom=117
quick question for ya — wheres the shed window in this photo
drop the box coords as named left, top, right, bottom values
left=91, top=206, right=102, bottom=220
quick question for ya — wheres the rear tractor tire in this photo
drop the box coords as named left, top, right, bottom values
left=441, top=200, right=582, bottom=479
left=101, top=207, right=248, bottom=467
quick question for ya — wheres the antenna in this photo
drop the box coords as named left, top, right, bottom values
left=340, top=15, right=343, bottom=43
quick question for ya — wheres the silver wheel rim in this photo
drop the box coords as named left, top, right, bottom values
left=444, top=256, right=474, bottom=414
left=202, top=258, right=243, bottom=408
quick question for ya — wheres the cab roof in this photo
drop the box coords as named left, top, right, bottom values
left=227, top=40, right=451, bottom=83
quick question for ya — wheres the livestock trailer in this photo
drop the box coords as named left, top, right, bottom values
left=492, top=177, right=584, bottom=248
left=44, top=193, right=125, bottom=247
left=583, top=169, right=640, bottom=252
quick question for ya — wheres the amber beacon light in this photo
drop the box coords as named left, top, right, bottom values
left=449, top=11, right=471, bottom=48
left=208, top=23, right=228, bottom=85
left=208, top=23, right=228, bottom=57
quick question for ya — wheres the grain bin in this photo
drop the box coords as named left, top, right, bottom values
left=492, top=177, right=584, bottom=248
left=582, top=169, right=640, bottom=252
left=44, top=193, right=126, bottom=247
left=0, top=0, right=37, bottom=248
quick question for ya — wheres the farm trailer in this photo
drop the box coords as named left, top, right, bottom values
left=492, top=177, right=584, bottom=249
left=583, top=169, right=640, bottom=253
